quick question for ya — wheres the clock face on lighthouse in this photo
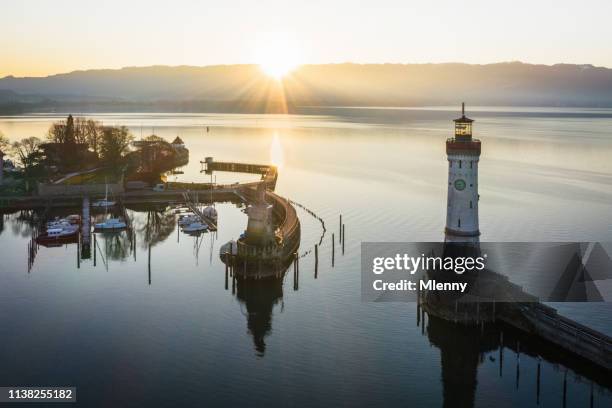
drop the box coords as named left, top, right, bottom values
left=454, top=179, right=466, bottom=191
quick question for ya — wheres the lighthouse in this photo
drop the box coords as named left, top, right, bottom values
left=445, top=103, right=481, bottom=242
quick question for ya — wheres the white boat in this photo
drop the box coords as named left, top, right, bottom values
left=94, top=218, right=127, bottom=231
left=46, top=225, right=79, bottom=237
left=37, top=223, right=79, bottom=245
left=178, top=214, right=199, bottom=226
left=92, top=199, right=116, bottom=208
left=183, top=222, right=208, bottom=233
left=46, top=215, right=80, bottom=228
left=202, top=206, right=218, bottom=220
left=92, top=181, right=116, bottom=208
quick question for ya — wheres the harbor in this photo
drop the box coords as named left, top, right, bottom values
left=1, top=109, right=611, bottom=407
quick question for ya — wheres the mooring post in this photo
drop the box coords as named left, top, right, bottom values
left=148, top=244, right=152, bottom=285
left=499, top=331, right=504, bottom=377
left=421, top=309, right=425, bottom=335
left=293, top=252, right=299, bottom=291
left=342, top=224, right=345, bottom=254
left=515, top=340, right=520, bottom=390
left=332, top=233, right=335, bottom=267
left=339, top=214, right=342, bottom=239
left=314, top=244, right=319, bottom=278
left=133, top=230, right=137, bottom=261
left=225, top=259, right=229, bottom=290
left=93, top=233, right=97, bottom=267
left=77, top=233, right=80, bottom=269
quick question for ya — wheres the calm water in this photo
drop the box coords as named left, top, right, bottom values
left=1, top=107, right=611, bottom=407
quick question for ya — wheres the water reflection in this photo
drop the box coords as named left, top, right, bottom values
left=424, top=313, right=611, bottom=407
left=128, top=204, right=177, bottom=248
left=234, top=274, right=286, bottom=356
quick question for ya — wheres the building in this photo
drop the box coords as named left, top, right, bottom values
left=171, top=136, right=185, bottom=149
left=445, top=103, right=481, bottom=242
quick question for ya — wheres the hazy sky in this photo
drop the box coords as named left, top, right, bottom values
left=1, top=0, right=611, bottom=77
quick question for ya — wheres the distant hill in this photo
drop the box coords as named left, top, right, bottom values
left=1, top=62, right=612, bottom=113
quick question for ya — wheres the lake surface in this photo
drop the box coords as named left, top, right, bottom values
left=1, top=107, right=611, bottom=407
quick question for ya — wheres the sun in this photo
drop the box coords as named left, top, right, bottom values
left=260, top=60, right=298, bottom=80
left=255, top=35, right=301, bottom=80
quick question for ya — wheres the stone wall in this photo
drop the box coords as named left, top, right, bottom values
left=37, top=181, right=124, bottom=197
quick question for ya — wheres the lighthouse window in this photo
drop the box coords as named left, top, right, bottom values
left=459, top=160, right=462, bottom=168
left=470, top=161, right=473, bottom=169
left=458, top=219, right=461, bottom=228
left=470, top=201, right=473, bottom=209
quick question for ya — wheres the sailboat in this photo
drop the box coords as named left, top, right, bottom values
left=93, top=178, right=127, bottom=231
left=94, top=218, right=127, bottom=231
left=92, top=179, right=116, bottom=208
left=202, top=173, right=218, bottom=221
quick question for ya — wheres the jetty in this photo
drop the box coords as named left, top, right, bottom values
left=182, top=191, right=218, bottom=231
left=422, top=263, right=612, bottom=371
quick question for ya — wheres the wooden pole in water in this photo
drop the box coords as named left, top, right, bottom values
left=499, top=331, right=504, bottom=377
left=148, top=244, right=151, bottom=285
left=342, top=224, right=345, bottom=254
left=421, top=308, right=425, bottom=335
left=293, top=253, right=298, bottom=291
left=225, top=257, right=229, bottom=290
left=515, top=340, right=520, bottom=390
left=339, top=214, right=342, bottom=239
left=314, top=244, right=318, bottom=279
left=332, top=233, right=335, bottom=267
left=77, top=233, right=80, bottom=269
left=93, top=233, right=97, bottom=267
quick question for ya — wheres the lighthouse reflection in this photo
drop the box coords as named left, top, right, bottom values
left=234, top=275, right=286, bottom=356
left=223, top=253, right=295, bottom=356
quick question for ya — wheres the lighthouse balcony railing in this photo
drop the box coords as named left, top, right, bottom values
left=446, top=138, right=481, bottom=155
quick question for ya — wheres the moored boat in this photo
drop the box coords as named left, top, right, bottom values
left=94, top=218, right=127, bottom=231
left=36, top=223, right=80, bottom=246
left=178, top=214, right=199, bottom=226
left=183, top=222, right=208, bottom=233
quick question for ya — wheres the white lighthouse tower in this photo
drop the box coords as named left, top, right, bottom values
left=445, top=103, right=481, bottom=243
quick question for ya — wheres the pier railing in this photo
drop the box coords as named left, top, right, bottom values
left=503, top=302, right=612, bottom=370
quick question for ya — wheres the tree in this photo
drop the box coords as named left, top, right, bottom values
left=11, top=137, right=45, bottom=191
left=99, top=126, right=133, bottom=169
left=0, top=131, right=9, bottom=152
left=82, top=118, right=102, bottom=154
left=65, top=114, right=75, bottom=144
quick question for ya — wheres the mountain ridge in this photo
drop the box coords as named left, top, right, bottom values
left=1, top=62, right=612, bottom=112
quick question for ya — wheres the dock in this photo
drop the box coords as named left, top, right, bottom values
left=182, top=191, right=218, bottom=231
left=200, top=157, right=278, bottom=189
